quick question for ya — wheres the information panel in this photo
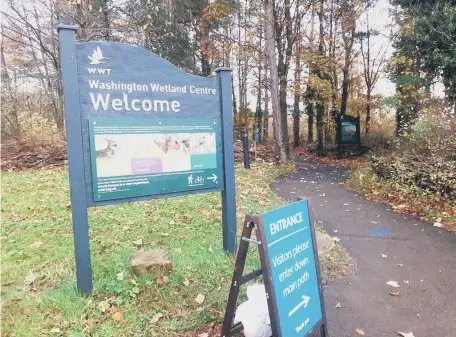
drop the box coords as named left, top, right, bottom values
left=338, top=115, right=360, bottom=145
left=341, top=120, right=357, bottom=142
left=261, top=200, right=323, bottom=337
left=89, top=117, right=221, bottom=201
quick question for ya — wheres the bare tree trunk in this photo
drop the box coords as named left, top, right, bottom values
left=307, top=102, right=314, bottom=144
left=237, top=8, right=243, bottom=130
left=199, top=0, right=211, bottom=77
left=340, top=0, right=356, bottom=117
left=316, top=0, right=326, bottom=156
left=263, top=60, right=270, bottom=141
left=264, top=0, right=287, bottom=162
left=306, top=2, right=316, bottom=145
left=100, top=0, right=111, bottom=40
left=255, top=19, right=263, bottom=139
left=293, top=32, right=301, bottom=147
left=340, top=62, right=350, bottom=116
left=242, top=0, right=249, bottom=128
left=366, top=89, right=371, bottom=134
left=276, top=0, right=293, bottom=157
left=232, top=77, right=238, bottom=117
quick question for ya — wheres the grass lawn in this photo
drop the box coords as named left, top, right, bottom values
left=2, top=162, right=347, bottom=337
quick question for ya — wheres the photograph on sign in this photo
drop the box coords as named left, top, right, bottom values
left=261, top=200, right=323, bottom=337
left=341, top=120, right=357, bottom=142
left=88, top=117, right=221, bottom=201
left=93, top=132, right=216, bottom=177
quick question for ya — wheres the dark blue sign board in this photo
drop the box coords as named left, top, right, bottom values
left=337, top=115, right=361, bottom=145
left=58, top=25, right=236, bottom=293
left=221, top=200, right=327, bottom=337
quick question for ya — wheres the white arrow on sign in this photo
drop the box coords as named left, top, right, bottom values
left=208, top=174, right=218, bottom=183
left=288, top=295, right=310, bottom=317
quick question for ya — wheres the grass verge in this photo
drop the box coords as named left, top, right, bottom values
left=347, top=167, right=456, bottom=231
left=2, top=162, right=347, bottom=337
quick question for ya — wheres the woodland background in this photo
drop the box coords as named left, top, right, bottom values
left=1, top=0, right=455, bottom=201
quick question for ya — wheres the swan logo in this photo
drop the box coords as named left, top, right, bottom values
left=88, top=46, right=108, bottom=65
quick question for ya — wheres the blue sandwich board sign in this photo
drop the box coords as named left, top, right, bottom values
left=58, top=25, right=237, bottom=293
left=221, top=199, right=327, bottom=337
left=260, top=200, right=325, bottom=337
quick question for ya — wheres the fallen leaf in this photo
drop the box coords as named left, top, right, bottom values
left=112, top=311, right=123, bottom=321
left=382, top=254, right=387, bottom=258
left=208, top=245, right=213, bottom=253
left=122, top=226, right=131, bottom=231
left=389, top=292, right=400, bottom=296
left=174, top=247, right=182, bottom=254
left=30, top=241, right=43, bottom=248
left=99, top=300, right=110, bottom=313
left=132, top=238, right=143, bottom=247
left=332, top=237, right=341, bottom=242
left=334, top=302, right=341, bottom=309
left=151, top=312, right=163, bottom=324
left=435, top=217, right=442, bottom=223
left=50, top=327, right=61, bottom=334
left=169, top=220, right=176, bottom=225
left=386, top=281, right=400, bottom=288
left=24, top=272, right=37, bottom=285
left=183, top=278, right=190, bottom=287
left=198, top=333, right=209, bottom=337
left=157, top=275, right=169, bottom=286
left=356, top=328, right=366, bottom=335
left=160, top=232, right=170, bottom=237
left=398, top=332, right=415, bottom=337
left=195, top=293, right=205, bottom=304
left=433, top=222, right=443, bottom=228
left=117, top=272, right=124, bottom=281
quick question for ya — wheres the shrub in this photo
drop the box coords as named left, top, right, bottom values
left=370, top=110, right=456, bottom=201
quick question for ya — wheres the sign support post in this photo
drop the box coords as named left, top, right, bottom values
left=58, top=25, right=93, bottom=293
left=217, top=68, right=237, bottom=254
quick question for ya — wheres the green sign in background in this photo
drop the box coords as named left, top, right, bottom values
left=341, top=120, right=357, bottom=142
left=88, top=117, right=222, bottom=201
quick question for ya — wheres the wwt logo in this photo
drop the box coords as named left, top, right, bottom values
left=88, top=46, right=107, bottom=64
left=87, top=46, right=112, bottom=75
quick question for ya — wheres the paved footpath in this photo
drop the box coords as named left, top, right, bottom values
left=272, top=159, right=456, bottom=337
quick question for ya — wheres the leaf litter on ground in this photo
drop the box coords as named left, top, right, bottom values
left=386, top=281, right=400, bottom=288
left=195, top=293, right=205, bottom=305
left=398, top=332, right=415, bottom=337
